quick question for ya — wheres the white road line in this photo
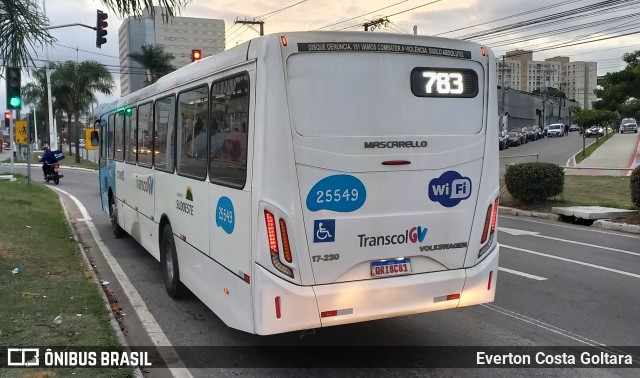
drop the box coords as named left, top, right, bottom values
left=498, top=267, right=547, bottom=280
left=499, top=215, right=640, bottom=239
left=502, top=244, right=640, bottom=279
left=498, top=226, right=640, bottom=258
left=51, top=187, right=193, bottom=378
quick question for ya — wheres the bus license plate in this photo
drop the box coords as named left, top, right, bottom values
left=371, top=259, right=411, bottom=277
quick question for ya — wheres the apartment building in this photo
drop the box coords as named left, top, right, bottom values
left=497, top=50, right=598, bottom=109
left=119, top=7, right=225, bottom=96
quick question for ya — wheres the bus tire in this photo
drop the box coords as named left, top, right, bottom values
left=109, top=195, right=125, bottom=239
left=161, top=224, right=185, bottom=299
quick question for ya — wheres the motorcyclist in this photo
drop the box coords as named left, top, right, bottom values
left=39, top=144, right=56, bottom=178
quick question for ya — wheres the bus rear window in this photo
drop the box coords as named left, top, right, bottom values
left=286, top=52, right=485, bottom=137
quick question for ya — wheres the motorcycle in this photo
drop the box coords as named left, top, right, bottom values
left=38, top=150, right=65, bottom=185
left=43, top=163, right=63, bottom=185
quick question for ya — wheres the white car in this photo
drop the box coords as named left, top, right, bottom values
left=620, top=122, right=637, bottom=133
left=79, top=139, right=86, bottom=148
left=547, top=124, right=563, bottom=137
left=585, top=127, right=604, bottom=138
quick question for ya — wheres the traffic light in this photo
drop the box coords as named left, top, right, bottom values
left=95, top=10, right=108, bottom=48
left=6, top=67, right=21, bottom=110
left=191, top=49, right=202, bottom=62
left=4, top=112, right=10, bottom=129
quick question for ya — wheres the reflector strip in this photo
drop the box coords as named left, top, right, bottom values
left=481, top=47, right=487, bottom=56
left=280, top=35, right=288, bottom=46
left=275, top=296, right=281, bottom=319
left=321, top=310, right=337, bottom=318
left=320, top=308, right=353, bottom=318
left=433, top=293, right=461, bottom=303
left=488, top=271, right=493, bottom=290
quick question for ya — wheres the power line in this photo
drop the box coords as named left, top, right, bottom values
left=315, top=0, right=409, bottom=30
left=336, top=0, right=444, bottom=32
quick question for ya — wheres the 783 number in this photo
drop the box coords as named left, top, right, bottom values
left=422, top=71, right=464, bottom=94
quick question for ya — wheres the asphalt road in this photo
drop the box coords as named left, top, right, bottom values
left=4, top=166, right=640, bottom=377
left=499, top=131, right=596, bottom=176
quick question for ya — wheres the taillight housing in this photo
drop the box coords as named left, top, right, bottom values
left=264, top=210, right=294, bottom=278
left=53, top=163, right=60, bottom=169
left=479, top=197, right=499, bottom=258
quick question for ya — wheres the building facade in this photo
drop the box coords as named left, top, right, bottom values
left=119, top=7, right=225, bottom=96
left=497, top=50, right=598, bottom=109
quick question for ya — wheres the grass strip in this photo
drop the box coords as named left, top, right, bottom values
left=500, top=175, right=637, bottom=212
left=0, top=175, right=131, bottom=377
left=2, top=151, right=98, bottom=170
left=575, top=132, right=615, bottom=164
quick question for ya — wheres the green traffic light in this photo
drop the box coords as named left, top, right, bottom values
left=9, top=97, right=21, bottom=107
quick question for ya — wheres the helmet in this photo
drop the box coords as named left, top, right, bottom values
left=43, top=144, right=50, bottom=150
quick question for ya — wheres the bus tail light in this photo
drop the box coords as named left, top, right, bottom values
left=279, top=219, right=293, bottom=263
left=479, top=197, right=499, bottom=258
left=264, top=210, right=294, bottom=278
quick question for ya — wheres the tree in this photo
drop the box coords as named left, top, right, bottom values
left=1, top=0, right=187, bottom=71
left=21, top=64, right=60, bottom=145
left=128, top=44, right=176, bottom=85
left=52, top=61, right=114, bottom=163
left=594, top=49, right=640, bottom=111
left=573, top=108, right=617, bottom=156
left=0, top=0, right=54, bottom=71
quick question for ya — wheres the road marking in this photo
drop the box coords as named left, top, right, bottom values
left=502, top=244, right=640, bottom=279
left=499, top=215, right=640, bottom=239
left=498, top=267, right=547, bottom=280
left=499, top=226, right=640, bottom=257
left=51, top=187, right=193, bottom=378
left=481, top=304, right=640, bottom=364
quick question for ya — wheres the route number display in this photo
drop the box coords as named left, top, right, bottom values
left=411, top=68, right=478, bottom=98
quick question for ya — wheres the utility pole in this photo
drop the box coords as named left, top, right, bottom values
left=234, top=19, right=264, bottom=36
left=363, top=18, right=389, bottom=31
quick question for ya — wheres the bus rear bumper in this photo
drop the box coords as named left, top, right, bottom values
left=253, top=246, right=498, bottom=335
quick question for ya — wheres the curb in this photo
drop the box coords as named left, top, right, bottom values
left=499, top=206, right=560, bottom=221
left=500, top=205, right=640, bottom=235
left=55, top=190, right=144, bottom=378
left=1, top=162, right=97, bottom=172
left=592, top=219, right=640, bottom=234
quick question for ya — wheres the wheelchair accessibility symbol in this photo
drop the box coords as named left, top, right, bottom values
left=313, top=219, right=335, bottom=243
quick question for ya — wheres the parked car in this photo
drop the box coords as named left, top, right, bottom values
left=79, top=139, right=86, bottom=148
left=620, top=119, right=638, bottom=133
left=569, top=124, right=580, bottom=132
left=521, top=126, right=538, bottom=141
left=547, top=123, right=563, bottom=137
left=507, top=132, right=521, bottom=147
left=585, top=126, right=604, bottom=138
left=534, top=126, right=545, bottom=139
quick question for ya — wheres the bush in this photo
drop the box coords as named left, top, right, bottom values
left=631, top=166, right=640, bottom=209
left=505, top=162, right=564, bottom=203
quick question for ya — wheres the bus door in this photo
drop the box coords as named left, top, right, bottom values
left=98, top=114, right=112, bottom=213
left=208, top=69, right=254, bottom=284
left=286, top=46, right=487, bottom=286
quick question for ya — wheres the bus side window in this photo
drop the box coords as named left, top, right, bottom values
left=177, top=85, right=208, bottom=179
left=137, top=103, right=153, bottom=167
left=209, top=73, right=249, bottom=189
left=154, top=96, right=176, bottom=172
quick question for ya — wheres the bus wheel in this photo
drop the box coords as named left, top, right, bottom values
left=161, top=224, right=185, bottom=299
left=109, top=196, right=125, bottom=239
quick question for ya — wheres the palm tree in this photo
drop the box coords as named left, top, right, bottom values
left=52, top=61, right=114, bottom=163
left=128, top=44, right=176, bottom=85
left=1, top=0, right=186, bottom=71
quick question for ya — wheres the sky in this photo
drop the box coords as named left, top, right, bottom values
left=3, top=0, right=640, bottom=109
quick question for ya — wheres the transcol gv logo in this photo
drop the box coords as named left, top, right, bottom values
left=136, top=176, right=154, bottom=195
left=428, top=171, right=471, bottom=208
left=358, top=226, right=427, bottom=247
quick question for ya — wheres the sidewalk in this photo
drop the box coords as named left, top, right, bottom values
left=565, top=132, right=640, bottom=176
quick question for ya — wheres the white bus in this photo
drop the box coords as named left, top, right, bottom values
left=97, top=32, right=500, bottom=335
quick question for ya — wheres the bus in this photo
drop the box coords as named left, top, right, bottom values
left=96, top=32, right=500, bottom=335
